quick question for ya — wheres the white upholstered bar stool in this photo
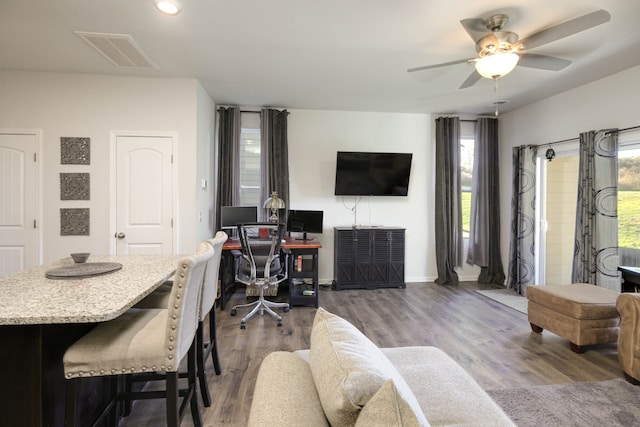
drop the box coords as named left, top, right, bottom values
left=134, top=231, right=228, bottom=407
left=63, top=249, right=212, bottom=427
left=195, top=232, right=227, bottom=406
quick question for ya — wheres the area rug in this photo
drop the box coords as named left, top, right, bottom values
left=476, top=289, right=528, bottom=314
left=487, top=378, right=640, bottom=426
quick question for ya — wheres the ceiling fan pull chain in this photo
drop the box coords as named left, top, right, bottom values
left=494, top=78, right=499, bottom=116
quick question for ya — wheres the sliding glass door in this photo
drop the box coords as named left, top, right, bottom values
left=535, top=143, right=579, bottom=285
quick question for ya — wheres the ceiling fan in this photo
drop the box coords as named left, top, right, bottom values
left=408, top=9, right=611, bottom=89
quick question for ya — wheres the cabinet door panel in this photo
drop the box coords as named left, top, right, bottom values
left=337, top=230, right=355, bottom=263
left=335, top=229, right=355, bottom=284
left=389, top=262, right=405, bottom=285
left=337, top=263, right=354, bottom=285
left=353, top=230, right=371, bottom=283
left=389, top=230, right=405, bottom=262
left=370, top=263, right=388, bottom=283
left=371, top=231, right=390, bottom=283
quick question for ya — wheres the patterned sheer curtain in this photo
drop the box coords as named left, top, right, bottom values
left=571, top=129, right=620, bottom=291
left=215, top=106, right=241, bottom=230
left=434, top=117, right=463, bottom=285
left=467, top=118, right=505, bottom=285
left=507, top=145, right=537, bottom=294
left=260, top=108, right=290, bottom=221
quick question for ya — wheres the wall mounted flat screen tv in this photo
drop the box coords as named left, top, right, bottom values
left=334, top=151, right=413, bottom=196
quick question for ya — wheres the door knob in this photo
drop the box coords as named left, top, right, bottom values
left=115, top=232, right=126, bottom=239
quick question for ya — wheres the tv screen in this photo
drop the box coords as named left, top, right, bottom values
left=220, top=206, right=258, bottom=228
left=334, top=151, right=413, bottom=196
left=287, top=210, right=323, bottom=240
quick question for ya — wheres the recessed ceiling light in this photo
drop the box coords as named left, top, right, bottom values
left=155, top=0, right=181, bottom=15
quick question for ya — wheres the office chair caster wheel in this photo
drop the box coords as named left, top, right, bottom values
left=283, top=306, right=290, bottom=313
left=231, top=309, right=237, bottom=316
left=277, top=319, right=283, bottom=327
left=240, top=321, right=246, bottom=329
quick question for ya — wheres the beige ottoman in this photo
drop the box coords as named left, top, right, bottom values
left=527, top=284, right=620, bottom=353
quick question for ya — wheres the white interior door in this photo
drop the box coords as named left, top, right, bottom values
left=114, top=135, right=174, bottom=255
left=0, top=132, right=39, bottom=275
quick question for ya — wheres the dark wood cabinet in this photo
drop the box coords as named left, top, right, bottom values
left=333, top=227, right=405, bottom=290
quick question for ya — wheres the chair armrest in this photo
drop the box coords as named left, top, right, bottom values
left=616, top=293, right=640, bottom=382
left=248, top=351, right=329, bottom=427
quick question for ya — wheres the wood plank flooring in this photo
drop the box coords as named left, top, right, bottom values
left=119, top=281, right=623, bottom=426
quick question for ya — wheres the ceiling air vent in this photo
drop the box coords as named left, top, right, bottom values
left=74, top=31, right=159, bottom=69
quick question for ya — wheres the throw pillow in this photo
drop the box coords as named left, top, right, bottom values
left=355, top=379, right=430, bottom=427
left=309, top=308, right=425, bottom=427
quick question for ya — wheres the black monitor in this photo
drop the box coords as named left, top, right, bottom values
left=220, top=206, right=258, bottom=229
left=287, top=210, right=323, bottom=240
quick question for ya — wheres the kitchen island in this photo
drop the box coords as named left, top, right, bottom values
left=0, top=254, right=181, bottom=427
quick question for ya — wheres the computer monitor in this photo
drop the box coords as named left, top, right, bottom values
left=287, top=210, right=323, bottom=240
left=220, top=206, right=258, bottom=229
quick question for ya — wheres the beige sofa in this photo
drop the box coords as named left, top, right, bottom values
left=248, top=308, right=514, bottom=426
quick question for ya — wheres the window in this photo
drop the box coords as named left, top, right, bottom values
left=618, top=146, right=640, bottom=249
left=460, top=121, right=475, bottom=238
left=239, top=112, right=261, bottom=207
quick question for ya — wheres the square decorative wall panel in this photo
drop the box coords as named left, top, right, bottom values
left=60, top=208, right=90, bottom=236
left=61, top=137, right=90, bottom=165
left=60, top=173, right=90, bottom=200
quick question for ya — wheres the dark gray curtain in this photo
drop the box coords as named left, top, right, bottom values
left=434, top=117, right=463, bottom=285
left=467, top=118, right=505, bottom=285
left=215, top=106, right=240, bottom=230
left=507, top=145, right=537, bottom=294
left=571, top=129, right=620, bottom=291
left=260, top=108, right=290, bottom=222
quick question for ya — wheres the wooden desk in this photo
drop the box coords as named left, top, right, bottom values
left=0, top=255, right=181, bottom=427
left=220, top=237, right=322, bottom=309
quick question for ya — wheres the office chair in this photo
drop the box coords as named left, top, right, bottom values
left=231, top=222, right=290, bottom=328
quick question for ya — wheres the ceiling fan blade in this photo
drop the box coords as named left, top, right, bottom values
left=407, top=58, right=472, bottom=73
left=460, top=18, right=488, bottom=43
left=459, top=70, right=481, bottom=89
left=518, top=53, right=571, bottom=71
left=517, top=9, right=610, bottom=50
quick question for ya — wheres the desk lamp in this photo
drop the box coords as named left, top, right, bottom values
left=263, top=191, right=285, bottom=223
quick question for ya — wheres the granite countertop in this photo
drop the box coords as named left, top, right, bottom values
left=0, top=255, right=182, bottom=325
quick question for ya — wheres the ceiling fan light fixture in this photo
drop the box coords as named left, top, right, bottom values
left=154, top=0, right=181, bottom=15
left=475, top=52, right=519, bottom=79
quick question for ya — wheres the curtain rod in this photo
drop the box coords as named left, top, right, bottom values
left=529, top=124, right=640, bottom=148
left=532, top=136, right=579, bottom=148
left=441, top=117, right=497, bottom=122
left=605, top=125, right=640, bottom=136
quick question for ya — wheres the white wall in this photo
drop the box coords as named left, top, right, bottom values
left=0, top=70, right=210, bottom=262
left=287, top=109, right=440, bottom=283
left=195, top=82, right=216, bottom=242
left=499, top=65, right=640, bottom=275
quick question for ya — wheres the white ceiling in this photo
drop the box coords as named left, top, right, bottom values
left=2, top=0, right=639, bottom=115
